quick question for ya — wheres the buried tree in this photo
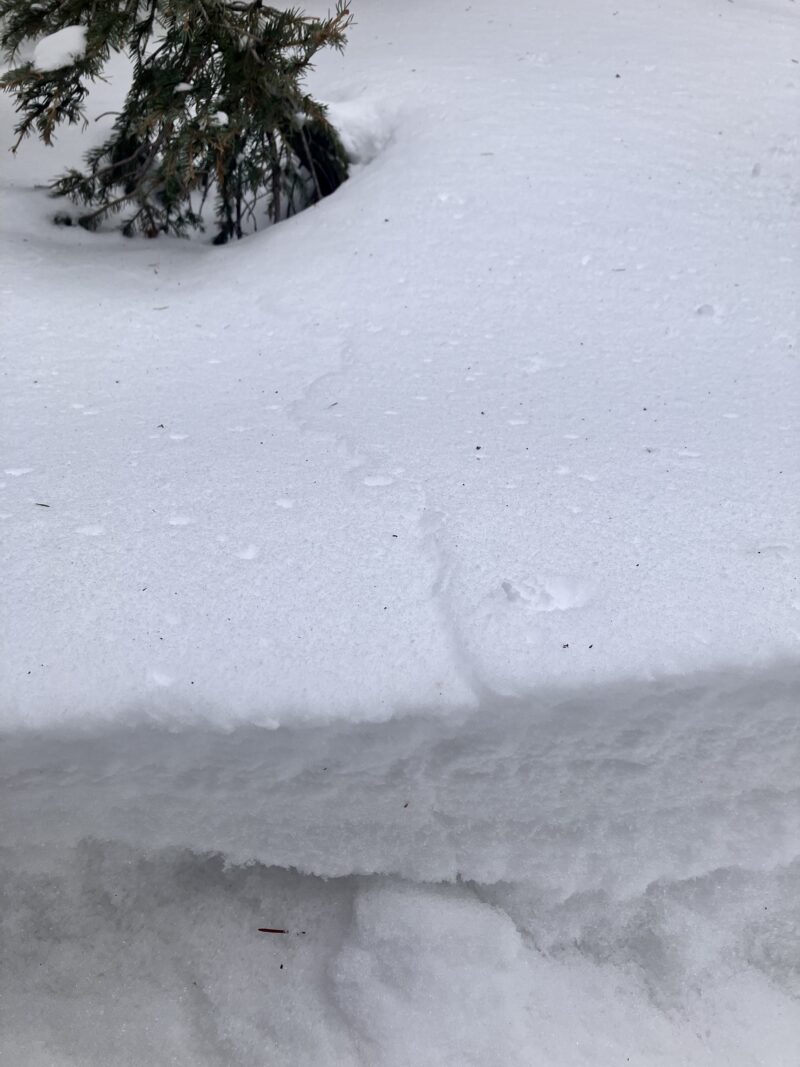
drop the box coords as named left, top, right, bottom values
left=0, top=0, right=351, bottom=241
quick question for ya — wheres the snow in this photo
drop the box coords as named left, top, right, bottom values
left=31, top=25, right=87, bottom=71
left=1, top=0, right=799, bottom=1063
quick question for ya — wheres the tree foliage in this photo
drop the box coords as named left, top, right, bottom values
left=0, top=0, right=352, bottom=240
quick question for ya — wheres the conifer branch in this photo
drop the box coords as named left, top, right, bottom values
left=0, top=0, right=352, bottom=240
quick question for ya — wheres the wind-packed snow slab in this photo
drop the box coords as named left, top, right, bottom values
left=1, top=0, right=799, bottom=1062
left=3, top=666, right=799, bottom=893
left=2, top=0, right=798, bottom=727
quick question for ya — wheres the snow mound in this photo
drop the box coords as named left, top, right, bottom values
left=31, top=26, right=87, bottom=71
left=325, top=96, right=395, bottom=165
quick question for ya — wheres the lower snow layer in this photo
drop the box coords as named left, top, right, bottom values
left=3, top=847, right=799, bottom=1067
left=2, top=664, right=800, bottom=1065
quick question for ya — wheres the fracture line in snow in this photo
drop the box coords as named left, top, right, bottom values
left=284, top=333, right=490, bottom=704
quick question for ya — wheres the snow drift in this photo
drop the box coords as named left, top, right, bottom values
left=1, top=0, right=798, bottom=1062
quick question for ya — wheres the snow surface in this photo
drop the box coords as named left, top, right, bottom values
left=1, top=0, right=799, bottom=1063
left=31, top=26, right=87, bottom=72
